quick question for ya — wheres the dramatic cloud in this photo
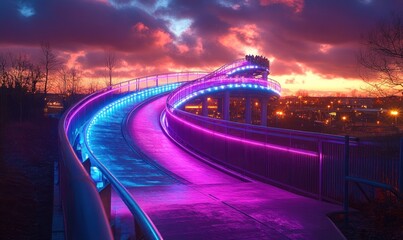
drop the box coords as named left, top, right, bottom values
left=0, top=0, right=401, bottom=95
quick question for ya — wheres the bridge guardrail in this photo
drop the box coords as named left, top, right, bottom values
left=164, top=106, right=401, bottom=203
left=59, top=72, right=207, bottom=239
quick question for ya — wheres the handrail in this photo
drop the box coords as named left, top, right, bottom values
left=165, top=107, right=359, bottom=144
left=59, top=71, right=208, bottom=239
left=346, top=176, right=402, bottom=200
left=165, top=58, right=280, bottom=112
left=59, top=107, right=114, bottom=240
left=82, top=85, right=190, bottom=240
left=83, top=124, right=163, bottom=239
left=167, top=76, right=281, bottom=109
left=164, top=59, right=247, bottom=100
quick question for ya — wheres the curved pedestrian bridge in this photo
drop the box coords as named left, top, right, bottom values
left=59, top=58, right=344, bottom=239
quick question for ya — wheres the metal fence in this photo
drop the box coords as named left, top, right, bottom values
left=164, top=108, right=402, bottom=203
left=59, top=72, right=207, bottom=239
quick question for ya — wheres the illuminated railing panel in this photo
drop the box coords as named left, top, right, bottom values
left=169, top=77, right=281, bottom=109
left=59, top=71, right=207, bottom=239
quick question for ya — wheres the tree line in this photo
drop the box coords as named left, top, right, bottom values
left=359, top=13, right=402, bottom=96
left=0, top=43, right=114, bottom=123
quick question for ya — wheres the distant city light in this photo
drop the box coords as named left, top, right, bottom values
left=390, top=110, right=399, bottom=116
left=390, top=110, right=399, bottom=125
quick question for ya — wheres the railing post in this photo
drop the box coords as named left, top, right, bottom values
left=245, top=95, right=251, bottom=124
left=343, top=135, right=350, bottom=220
left=223, top=91, right=230, bottom=121
left=135, top=219, right=143, bottom=240
left=99, top=183, right=112, bottom=222
left=202, top=97, right=208, bottom=117
left=318, top=139, right=323, bottom=200
left=83, top=158, right=91, bottom=175
left=399, top=137, right=403, bottom=193
left=260, top=97, right=268, bottom=126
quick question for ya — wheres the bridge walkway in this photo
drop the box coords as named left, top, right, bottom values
left=86, top=93, right=343, bottom=239
left=125, top=96, right=344, bottom=240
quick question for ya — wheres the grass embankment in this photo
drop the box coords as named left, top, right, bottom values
left=0, top=117, right=58, bottom=240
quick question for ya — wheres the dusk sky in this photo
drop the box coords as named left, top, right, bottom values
left=0, top=0, right=401, bottom=96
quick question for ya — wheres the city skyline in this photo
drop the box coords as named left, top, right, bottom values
left=0, top=0, right=401, bottom=96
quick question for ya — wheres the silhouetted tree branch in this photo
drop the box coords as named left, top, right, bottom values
left=57, top=66, right=82, bottom=97
left=358, top=13, right=403, bottom=96
left=105, top=51, right=116, bottom=87
left=41, top=42, right=59, bottom=97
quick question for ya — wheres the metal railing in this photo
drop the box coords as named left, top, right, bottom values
left=59, top=71, right=207, bottom=239
left=58, top=120, right=113, bottom=240
left=164, top=108, right=402, bottom=203
left=167, top=76, right=281, bottom=109
left=162, top=60, right=401, bottom=203
left=166, top=59, right=281, bottom=109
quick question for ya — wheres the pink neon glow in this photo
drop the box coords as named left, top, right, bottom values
left=65, top=72, right=207, bottom=132
left=167, top=60, right=247, bottom=101
left=166, top=59, right=281, bottom=110
left=165, top=110, right=318, bottom=157
left=65, top=87, right=118, bottom=131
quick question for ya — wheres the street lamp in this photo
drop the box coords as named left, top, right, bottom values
left=276, top=111, right=284, bottom=116
left=390, top=110, right=399, bottom=125
left=341, top=115, right=348, bottom=132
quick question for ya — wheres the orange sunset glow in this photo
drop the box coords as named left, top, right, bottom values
left=0, top=0, right=401, bottom=96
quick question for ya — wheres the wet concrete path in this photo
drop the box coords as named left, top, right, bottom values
left=86, top=91, right=344, bottom=239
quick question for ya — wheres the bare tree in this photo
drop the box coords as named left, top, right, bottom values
left=68, top=67, right=81, bottom=96
left=57, top=66, right=68, bottom=95
left=105, top=51, right=116, bottom=87
left=41, top=42, right=59, bottom=97
left=8, top=53, right=31, bottom=90
left=87, top=80, right=100, bottom=94
left=0, top=54, right=8, bottom=87
left=6, top=53, right=34, bottom=121
left=57, top=66, right=82, bottom=96
left=28, top=64, right=43, bottom=93
left=358, top=13, right=403, bottom=96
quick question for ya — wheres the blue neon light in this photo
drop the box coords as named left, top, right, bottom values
left=172, top=83, right=281, bottom=109
left=227, top=65, right=265, bottom=75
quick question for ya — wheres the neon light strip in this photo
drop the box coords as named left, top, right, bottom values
left=227, top=65, right=267, bottom=75
left=168, top=75, right=281, bottom=108
left=165, top=110, right=318, bottom=157
left=65, top=72, right=206, bottom=132
left=65, top=87, right=117, bottom=132
left=86, top=84, right=180, bottom=143
left=173, top=83, right=280, bottom=109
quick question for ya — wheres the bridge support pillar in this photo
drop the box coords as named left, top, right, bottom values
left=83, top=158, right=91, bottom=175
left=245, top=96, right=252, bottom=124
left=260, top=97, right=268, bottom=126
left=223, top=91, right=230, bottom=121
left=263, top=70, right=268, bottom=80
left=202, top=97, right=208, bottom=117
left=99, top=183, right=112, bottom=222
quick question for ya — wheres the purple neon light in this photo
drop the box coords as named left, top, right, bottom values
left=65, top=87, right=118, bottom=131
left=65, top=72, right=208, bottom=132
left=165, top=110, right=318, bottom=157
